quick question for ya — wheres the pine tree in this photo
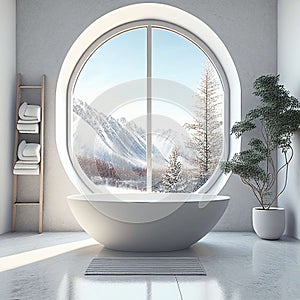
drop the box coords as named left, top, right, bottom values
left=161, top=147, right=183, bottom=193
left=185, top=61, right=223, bottom=186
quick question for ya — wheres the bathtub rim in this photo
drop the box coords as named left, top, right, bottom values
left=67, top=193, right=230, bottom=203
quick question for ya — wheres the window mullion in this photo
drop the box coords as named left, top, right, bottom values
left=146, top=25, right=152, bottom=192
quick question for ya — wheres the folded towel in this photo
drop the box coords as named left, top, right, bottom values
left=19, top=130, right=38, bottom=134
left=14, top=161, right=39, bottom=170
left=13, top=168, right=39, bottom=175
left=17, top=123, right=39, bottom=133
left=17, top=140, right=40, bottom=162
left=22, top=143, right=40, bottom=157
left=15, top=159, right=40, bottom=164
left=18, top=119, right=40, bottom=124
left=18, top=102, right=27, bottom=118
left=18, top=102, right=41, bottom=121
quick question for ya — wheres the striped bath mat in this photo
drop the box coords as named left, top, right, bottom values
left=85, top=257, right=206, bottom=275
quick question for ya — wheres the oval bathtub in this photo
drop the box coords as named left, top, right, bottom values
left=67, top=193, right=229, bottom=252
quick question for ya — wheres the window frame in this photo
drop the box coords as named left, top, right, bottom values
left=67, top=20, right=230, bottom=194
left=56, top=3, right=241, bottom=197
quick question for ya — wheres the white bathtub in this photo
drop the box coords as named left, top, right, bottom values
left=67, top=193, right=229, bottom=252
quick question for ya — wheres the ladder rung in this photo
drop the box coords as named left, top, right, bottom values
left=14, top=202, right=39, bottom=206
left=19, top=85, right=42, bottom=89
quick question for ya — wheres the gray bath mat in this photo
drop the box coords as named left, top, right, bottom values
left=85, top=257, right=206, bottom=275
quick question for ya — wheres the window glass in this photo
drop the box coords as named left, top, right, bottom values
left=152, top=28, right=223, bottom=192
left=70, top=24, right=224, bottom=193
left=72, top=28, right=147, bottom=192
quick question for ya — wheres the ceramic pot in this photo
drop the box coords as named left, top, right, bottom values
left=252, top=207, right=285, bottom=240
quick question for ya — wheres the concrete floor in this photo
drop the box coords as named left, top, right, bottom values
left=0, top=232, right=299, bottom=300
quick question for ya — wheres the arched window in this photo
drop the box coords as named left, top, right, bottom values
left=56, top=4, right=240, bottom=195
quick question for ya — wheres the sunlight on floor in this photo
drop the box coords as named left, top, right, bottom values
left=0, top=238, right=97, bottom=272
left=0, top=232, right=299, bottom=300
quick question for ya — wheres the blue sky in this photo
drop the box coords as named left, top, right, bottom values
left=152, top=28, right=207, bottom=89
left=74, top=27, right=208, bottom=104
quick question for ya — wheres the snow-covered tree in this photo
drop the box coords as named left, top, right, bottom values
left=185, top=61, right=223, bottom=186
left=160, top=147, right=183, bottom=193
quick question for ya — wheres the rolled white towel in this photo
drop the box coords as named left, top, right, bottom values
left=17, top=140, right=26, bottom=158
left=23, top=143, right=40, bottom=157
left=17, top=123, right=39, bottom=133
left=25, top=104, right=40, bottom=118
left=18, top=154, right=40, bottom=162
left=18, top=102, right=41, bottom=121
left=17, top=140, right=40, bottom=162
left=18, top=102, right=27, bottom=118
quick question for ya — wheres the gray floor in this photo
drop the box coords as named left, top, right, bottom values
left=0, top=232, right=299, bottom=300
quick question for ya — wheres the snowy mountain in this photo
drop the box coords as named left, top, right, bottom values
left=72, top=98, right=169, bottom=170
left=72, top=98, right=202, bottom=192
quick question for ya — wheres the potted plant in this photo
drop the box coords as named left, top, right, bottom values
left=221, top=74, right=300, bottom=239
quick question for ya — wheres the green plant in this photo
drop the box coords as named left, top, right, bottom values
left=220, top=75, right=300, bottom=209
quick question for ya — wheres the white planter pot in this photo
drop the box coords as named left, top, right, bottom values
left=252, top=207, right=285, bottom=240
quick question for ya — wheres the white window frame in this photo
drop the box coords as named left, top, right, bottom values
left=56, top=3, right=241, bottom=195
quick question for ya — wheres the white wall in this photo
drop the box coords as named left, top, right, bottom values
left=278, top=0, right=300, bottom=239
left=0, top=0, right=16, bottom=234
left=16, top=0, right=277, bottom=231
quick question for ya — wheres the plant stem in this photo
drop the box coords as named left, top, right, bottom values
left=267, top=147, right=293, bottom=209
left=241, top=177, right=264, bottom=208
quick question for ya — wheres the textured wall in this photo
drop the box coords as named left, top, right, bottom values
left=0, top=0, right=16, bottom=234
left=278, top=0, right=300, bottom=239
left=16, top=0, right=277, bottom=231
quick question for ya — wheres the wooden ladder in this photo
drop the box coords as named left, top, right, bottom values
left=12, top=74, right=45, bottom=233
